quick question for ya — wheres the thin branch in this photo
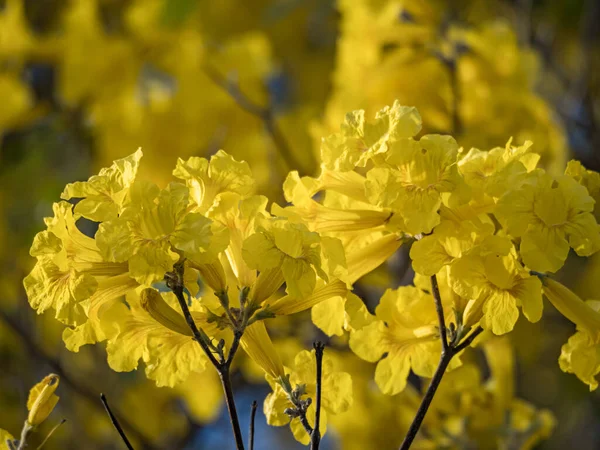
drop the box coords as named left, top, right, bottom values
left=430, top=275, right=449, bottom=352
left=399, top=351, right=453, bottom=450
left=167, top=263, right=245, bottom=450
left=166, top=268, right=221, bottom=368
left=454, top=326, right=484, bottom=353
left=100, top=394, right=134, bottom=450
left=248, top=401, right=258, bottom=450
left=0, top=310, right=157, bottom=450
left=203, top=64, right=308, bottom=173
left=311, top=342, right=325, bottom=450
left=218, top=371, right=245, bottom=450
left=36, top=419, right=67, bottom=450
left=399, top=278, right=483, bottom=449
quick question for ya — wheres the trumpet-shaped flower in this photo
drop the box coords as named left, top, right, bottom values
left=61, top=149, right=143, bottom=222
left=349, top=286, right=450, bottom=395
left=458, top=139, right=539, bottom=203
left=321, top=100, right=422, bottom=172
left=106, top=288, right=220, bottom=387
left=496, top=170, right=600, bottom=272
left=449, top=238, right=542, bottom=335
left=242, top=220, right=344, bottom=299
left=24, top=202, right=128, bottom=325
left=173, top=150, right=255, bottom=213
left=540, top=277, right=600, bottom=390
left=565, top=159, right=600, bottom=221
left=96, top=182, right=223, bottom=285
left=365, top=134, right=466, bottom=234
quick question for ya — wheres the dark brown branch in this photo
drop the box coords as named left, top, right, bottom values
left=167, top=264, right=245, bottom=450
left=399, top=351, right=453, bottom=450
left=100, top=394, right=134, bottom=450
left=248, top=401, right=258, bottom=450
left=0, top=310, right=157, bottom=450
left=311, top=342, right=325, bottom=450
left=399, top=277, right=482, bottom=449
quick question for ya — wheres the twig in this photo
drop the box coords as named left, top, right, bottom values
left=166, top=263, right=245, bottom=450
left=203, top=64, right=308, bottom=173
left=429, top=275, right=449, bottom=352
left=218, top=370, right=245, bottom=450
left=100, top=394, right=134, bottom=450
left=249, top=401, right=258, bottom=450
left=0, top=310, right=157, bottom=450
left=37, top=419, right=66, bottom=450
left=399, top=276, right=482, bottom=450
left=311, top=342, right=325, bottom=450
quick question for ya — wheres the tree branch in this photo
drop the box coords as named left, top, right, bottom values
left=248, top=401, right=257, bottom=450
left=399, top=277, right=482, bottom=449
left=166, top=263, right=245, bottom=450
left=203, top=64, right=308, bottom=173
left=100, top=394, right=134, bottom=450
left=311, top=342, right=325, bottom=450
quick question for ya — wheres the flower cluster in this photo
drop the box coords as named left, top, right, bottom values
left=24, top=148, right=353, bottom=441
left=24, top=99, right=600, bottom=447
left=279, top=100, right=600, bottom=392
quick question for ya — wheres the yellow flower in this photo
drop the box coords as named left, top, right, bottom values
left=565, top=159, right=600, bottom=221
left=321, top=100, right=422, bottom=172
left=410, top=205, right=496, bottom=276
left=1, top=429, right=15, bottom=450
left=208, top=193, right=270, bottom=288
left=173, top=150, right=255, bottom=213
left=349, top=286, right=446, bottom=395
left=365, top=134, right=466, bottom=234
left=264, top=349, right=353, bottom=444
left=496, top=170, right=600, bottom=272
left=106, top=288, right=220, bottom=387
left=449, top=237, right=542, bottom=335
left=61, top=149, right=143, bottom=222
left=540, top=277, right=600, bottom=390
left=96, top=182, right=222, bottom=285
left=242, top=220, right=340, bottom=299
left=458, top=139, right=538, bottom=203
left=27, top=374, right=60, bottom=426
left=24, top=202, right=127, bottom=325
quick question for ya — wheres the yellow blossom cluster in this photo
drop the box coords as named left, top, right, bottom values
left=23, top=98, right=600, bottom=447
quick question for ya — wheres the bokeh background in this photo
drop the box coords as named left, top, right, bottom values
left=1, top=0, right=599, bottom=448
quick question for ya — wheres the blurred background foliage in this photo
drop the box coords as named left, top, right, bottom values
left=0, top=0, right=599, bottom=448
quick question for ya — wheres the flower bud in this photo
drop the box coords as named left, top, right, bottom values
left=249, top=268, right=285, bottom=306
left=140, top=288, right=192, bottom=336
left=240, top=322, right=285, bottom=379
left=195, top=260, right=228, bottom=293
left=541, top=277, right=600, bottom=334
left=27, top=374, right=60, bottom=426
